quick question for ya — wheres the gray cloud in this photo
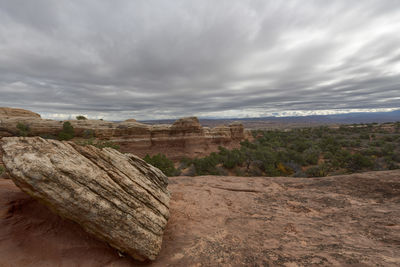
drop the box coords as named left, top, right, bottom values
left=0, top=0, right=399, bottom=120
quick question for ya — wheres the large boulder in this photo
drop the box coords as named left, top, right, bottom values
left=0, top=137, right=170, bottom=261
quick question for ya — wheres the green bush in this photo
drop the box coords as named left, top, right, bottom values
left=144, top=153, right=179, bottom=177
left=58, top=121, right=75, bottom=140
left=191, top=156, right=219, bottom=175
left=303, top=148, right=320, bottom=165
left=347, top=153, right=373, bottom=171
left=16, top=122, right=30, bottom=136
left=306, top=164, right=329, bottom=177
left=0, top=166, right=4, bottom=175
left=76, top=115, right=87, bottom=120
left=83, top=129, right=95, bottom=139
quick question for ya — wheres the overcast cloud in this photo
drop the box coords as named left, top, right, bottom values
left=0, top=0, right=400, bottom=120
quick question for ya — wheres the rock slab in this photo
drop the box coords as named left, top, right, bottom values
left=0, top=137, right=170, bottom=261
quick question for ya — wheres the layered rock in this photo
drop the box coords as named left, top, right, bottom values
left=0, top=137, right=170, bottom=261
left=0, top=107, right=41, bottom=118
left=0, top=108, right=252, bottom=160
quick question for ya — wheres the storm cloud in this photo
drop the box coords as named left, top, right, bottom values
left=0, top=0, right=399, bottom=120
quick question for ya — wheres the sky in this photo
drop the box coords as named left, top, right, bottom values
left=0, top=0, right=400, bottom=120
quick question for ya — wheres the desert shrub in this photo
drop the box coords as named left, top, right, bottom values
left=306, top=164, right=329, bottom=177
left=179, top=157, right=192, bottom=169
left=184, top=165, right=196, bottom=176
left=234, top=167, right=245, bottom=176
left=392, top=153, right=400, bottom=163
left=303, top=148, right=320, bottom=165
left=290, top=139, right=311, bottom=153
left=218, top=147, right=244, bottom=169
left=381, top=144, right=394, bottom=156
left=76, top=115, right=87, bottom=120
left=319, top=136, right=340, bottom=154
left=347, top=153, right=373, bottom=171
left=191, top=156, right=219, bottom=175
left=143, top=153, right=179, bottom=177
left=248, top=166, right=263, bottom=176
left=364, top=148, right=382, bottom=157
left=58, top=122, right=75, bottom=140
left=277, top=162, right=294, bottom=175
left=16, top=122, right=30, bottom=136
left=83, top=129, right=95, bottom=139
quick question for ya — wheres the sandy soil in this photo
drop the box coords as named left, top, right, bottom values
left=1, top=170, right=399, bottom=266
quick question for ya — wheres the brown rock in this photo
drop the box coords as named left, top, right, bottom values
left=0, top=137, right=170, bottom=261
left=0, top=107, right=41, bottom=118
left=124, top=118, right=137, bottom=122
left=0, top=109, right=251, bottom=160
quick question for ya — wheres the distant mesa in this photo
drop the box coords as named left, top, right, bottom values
left=124, top=118, right=138, bottom=123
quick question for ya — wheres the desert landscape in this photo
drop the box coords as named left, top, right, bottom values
left=1, top=1, right=400, bottom=266
left=1, top=107, right=399, bottom=266
left=1, top=171, right=399, bottom=266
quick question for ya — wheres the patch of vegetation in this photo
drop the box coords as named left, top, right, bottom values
left=58, top=121, right=75, bottom=140
left=0, top=166, right=4, bottom=175
left=76, top=115, right=87, bottom=120
left=144, top=153, right=179, bottom=177
left=83, top=129, right=95, bottom=139
left=16, top=122, right=30, bottom=136
left=177, top=121, right=400, bottom=177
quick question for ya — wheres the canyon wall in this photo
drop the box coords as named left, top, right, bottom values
left=0, top=107, right=252, bottom=160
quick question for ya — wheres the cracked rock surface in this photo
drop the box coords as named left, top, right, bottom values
left=0, top=137, right=170, bottom=261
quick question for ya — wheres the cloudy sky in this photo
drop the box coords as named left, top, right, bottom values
left=0, top=0, right=400, bottom=120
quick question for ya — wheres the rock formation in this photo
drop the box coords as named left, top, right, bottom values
left=0, top=107, right=252, bottom=160
left=0, top=107, right=41, bottom=118
left=0, top=137, right=170, bottom=261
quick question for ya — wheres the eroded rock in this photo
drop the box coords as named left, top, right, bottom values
left=0, top=137, right=170, bottom=261
left=0, top=107, right=41, bottom=118
left=0, top=109, right=251, bottom=160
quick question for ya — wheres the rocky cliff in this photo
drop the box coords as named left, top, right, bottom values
left=0, top=107, right=252, bottom=160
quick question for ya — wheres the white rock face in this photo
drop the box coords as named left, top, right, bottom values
left=0, top=137, right=170, bottom=261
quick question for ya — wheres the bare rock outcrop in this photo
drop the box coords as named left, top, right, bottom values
left=0, top=107, right=251, bottom=160
left=0, top=137, right=170, bottom=261
left=0, top=107, right=41, bottom=118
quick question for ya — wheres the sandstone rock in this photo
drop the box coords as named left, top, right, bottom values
left=170, top=117, right=202, bottom=133
left=0, top=137, right=170, bottom=261
left=0, top=107, right=41, bottom=118
left=124, top=119, right=138, bottom=122
left=0, top=109, right=251, bottom=160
